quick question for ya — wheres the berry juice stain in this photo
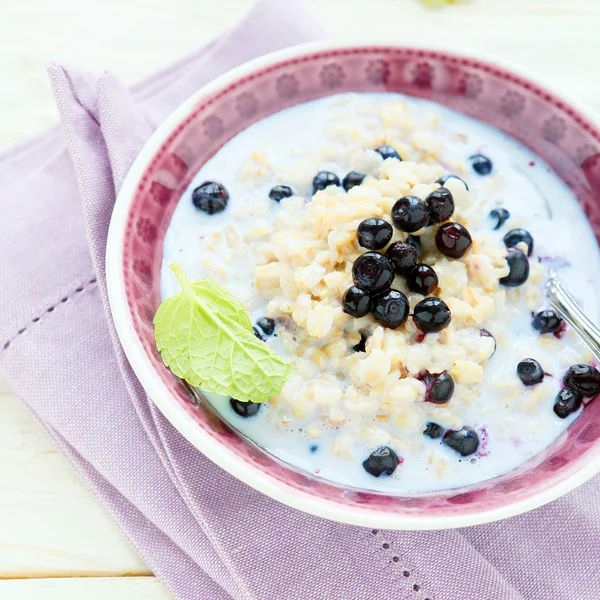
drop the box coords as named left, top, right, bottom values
left=476, top=426, right=490, bottom=457
left=553, top=321, right=567, bottom=339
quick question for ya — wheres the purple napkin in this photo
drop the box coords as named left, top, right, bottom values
left=2, top=1, right=599, bottom=598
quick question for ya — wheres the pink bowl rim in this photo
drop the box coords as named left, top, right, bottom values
left=106, top=39, right=600, bottom=530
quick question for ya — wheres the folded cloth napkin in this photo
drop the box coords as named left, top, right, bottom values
left=1, top=1, right=599, bottom=598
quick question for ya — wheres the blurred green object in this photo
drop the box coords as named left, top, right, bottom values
left=420, top=0, right=467, bottom=6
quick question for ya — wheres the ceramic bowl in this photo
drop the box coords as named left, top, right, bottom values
left=106, top=41, right=600, bottom=530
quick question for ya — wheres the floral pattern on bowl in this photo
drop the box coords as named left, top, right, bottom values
left=108, top=43, right=600, bottom=529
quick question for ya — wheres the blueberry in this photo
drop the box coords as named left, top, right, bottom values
left=342, top=286, right=372, bottom=318
left=343, top=171, right=366, bottom=191
left=192, top=181, right=229, bottom=214
left=405, top=234, right=423, bottom=258
left=257, top=317, right=275, bottom=336
left=413, top=297, right=451, bottom=333
left=357, top=217, right=393, bottom=250
left=391, top=196, right=430, bottom=233
left=424, top=422, right=444, bottom=439
left=371, top=289, right=410, bottom=329
left=230, top=398, right=261, bottom=417
left=499, top=249, right=530, bottom=287
left=435, top=222, right=473, bottom=259
left=375, top=145, right=402, bottom=161
left=489, top=208, right=510, bottom=230
left=362, top=446, right=400, bottom=477
left=406, top=264, right=439, bottom=295
left=503, top=228, right=534, bottom=257
left=385, top=241, right=418, bottom=275
left=418, top=370, right=455, bottom=404
left=553, top=388, right=583, bottom=419
left=563, top=364, right=600, bottom=398
left=268, top=185, right=293, bottom=202
left=532, top=310, right=563, bottom=334
left=352, top=331, right=369, bottom=353
left=517, top=358, right=545, bottom=386
left=469, top=154, right=493, bottom=176
left=352, top=252, right=395, bottom=293
left=480, top=328, right=497, bottom=357
left=253, top=326, right=265, bottom=341
left=435, top=174, right=469, bottom=191
left=310, top=444, right=319, bottom=453
left=312, top=171, right=340, bottom=194
left=443, top=426, right=479, bottom=456
left=426, top=187, right=455, bottom=223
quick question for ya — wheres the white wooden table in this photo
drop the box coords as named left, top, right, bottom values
left=1, top=1, right=598, bottom=597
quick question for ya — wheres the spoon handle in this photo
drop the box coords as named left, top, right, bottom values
left=545, top=270, right=600, bottom=363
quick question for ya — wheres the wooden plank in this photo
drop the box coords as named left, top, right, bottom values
left=0, top=577, right=171, bottom=600
left=0, top=381, right=149, bottom=577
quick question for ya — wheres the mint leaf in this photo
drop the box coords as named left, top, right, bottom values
left=154, top=264, right=292, bottom=403
left=188, top=278, right=253, bottom=331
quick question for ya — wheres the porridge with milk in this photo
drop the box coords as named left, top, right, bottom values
left=159, top=93, right=600, bottom=492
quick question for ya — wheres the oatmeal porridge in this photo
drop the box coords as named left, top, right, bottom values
left=160, top=92, right=600, bottom=492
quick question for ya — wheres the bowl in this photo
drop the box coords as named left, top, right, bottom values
left=106, top=40, right=600, bottom=530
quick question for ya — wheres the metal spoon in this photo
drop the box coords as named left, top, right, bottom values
left=545, top=269, right=600, bottom=362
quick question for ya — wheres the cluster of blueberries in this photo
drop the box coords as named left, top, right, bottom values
left=322, top=157, right=472, bottom=340
left=342, top=189, right=465, bottom=332
left=330, top=155, right=534, bottom=337
left=363, top=424, right=481, bottom=478
left=516, top=354, right=600, bottom=420
left=555, top=364, right=600, bottom=418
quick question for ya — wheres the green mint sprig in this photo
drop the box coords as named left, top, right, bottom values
left=420, top=0, right=464, bottom=6
left=154, top=264, right=292, bottom=403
